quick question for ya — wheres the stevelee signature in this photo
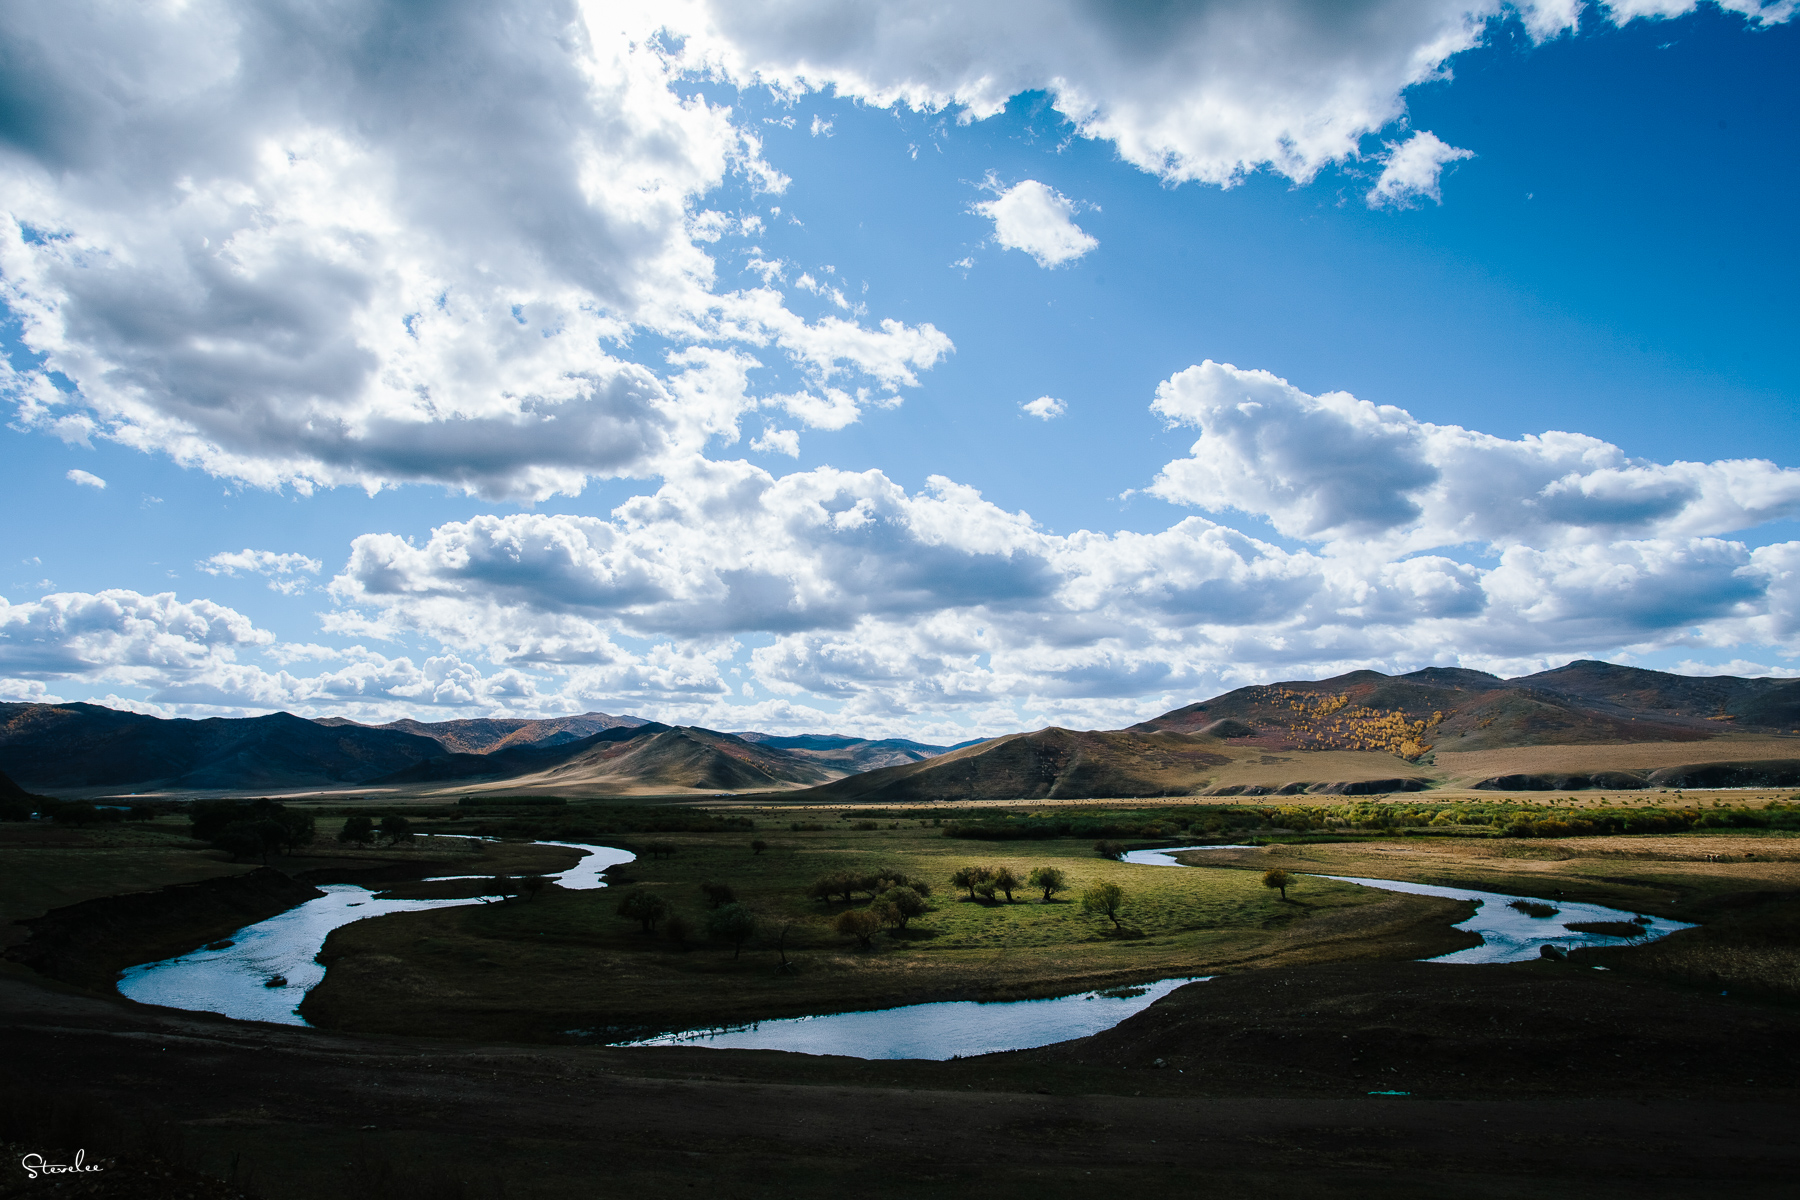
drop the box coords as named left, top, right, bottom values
left=19, top=1149, right=105, bottom=1179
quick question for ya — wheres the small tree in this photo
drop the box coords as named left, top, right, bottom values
left=1081, top=881, right=1127, bottom=929
left=950, top=865, right=992, bottom=900
left=700, top=881, right=737, bottom=909
left=618, top=888, right=670, bottom=932
left=337, top=814, right=375, bottom=845
left=1093, top=840, right=1125, bottom=861
left=990, top=866, right=1022, bottom=903
left=706, top=903, right=757, bottom=959
left=278, top=811, right=316, bottom=854
left=518, top=872, right=547, bottom=902
left=488, top=873, right=517, bottom=904
left=1262, top=868, right=1293, bottom=901
left=835, top=908, right=883, bottom=948
left=378, top=814, right=414, bottom=845
left=751, top=839, right=768, bottom=855
left=872, top=885, right=928, bottom=931
left=1028, top=865, right=1068, bottom=903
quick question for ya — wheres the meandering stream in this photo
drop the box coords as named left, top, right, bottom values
left=115, top=836, right=1694, bottom=1054
left=116, top=840, right=634, bottom=1026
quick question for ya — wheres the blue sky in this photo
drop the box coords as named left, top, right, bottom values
left=2, top=0, right=1798, bottom=739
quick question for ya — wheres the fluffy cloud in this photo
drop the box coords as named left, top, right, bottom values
left=1149, top=360, right=1800, bottom=554
left=664, top=0, right=1794, bottom=190
left=0, top=0, right=948, bottom=501
left=65, top=469, right=105, bottom=489
left=973, top=180, right=1097, bottom=268
left=1367, top=130, right=1474, bottom=207
left=199, top=549, right=324, bottom=595
left=306, top=443, right=1800, bottom=729
left=1021, top=396, right=1066, bottom=420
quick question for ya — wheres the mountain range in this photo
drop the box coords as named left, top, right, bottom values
left=3, top=661, right=1797, bottom=799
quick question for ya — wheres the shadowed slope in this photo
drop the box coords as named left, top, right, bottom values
left=0, top=702, right=446, bottom=791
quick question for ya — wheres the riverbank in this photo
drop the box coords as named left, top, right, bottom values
left=298, top=825, right=1480, bottom=1041
left=2, top=959, right=1796, bottom=1200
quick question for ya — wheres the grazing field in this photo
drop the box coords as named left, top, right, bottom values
left=301, top=824, right=1477, bottom=1041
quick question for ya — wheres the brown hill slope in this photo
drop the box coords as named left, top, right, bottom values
left=730, top=732, right=949, bottom=773
left=432, top=725, right=844, bottom=796
left=1132, top=665, right=1744, bottom=754
left=773, top=727, right=1430, bottom=804
left=315, top=711, right=645, bottom=754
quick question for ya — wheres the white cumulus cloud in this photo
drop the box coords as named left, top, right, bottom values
left=1021, top=396, right=1067, bottom=420
left=65, top=469, right=105, bottom=489
left=1149, top=360, right=1800, bottom=554
left=0, top=0, right=949, bottom=502
left=974, top=180, right=1097, bottom=268
left=1367, top=130, right=1475, bottom=207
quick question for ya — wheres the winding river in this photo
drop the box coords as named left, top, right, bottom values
left=115, top=837, right=1693, bottom=1055
left=116, top=839, right=634, bottom=1026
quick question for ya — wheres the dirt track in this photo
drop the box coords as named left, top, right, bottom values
left=4, top=956, right=1798, bottom=1199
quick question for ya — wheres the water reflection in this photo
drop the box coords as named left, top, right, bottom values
left=619, top=976, right=1209, bottom=1059
left=117, top=840, right=633, bottom=1025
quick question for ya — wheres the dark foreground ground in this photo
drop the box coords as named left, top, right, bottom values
left=3, top=954, right=1797, bottom=1200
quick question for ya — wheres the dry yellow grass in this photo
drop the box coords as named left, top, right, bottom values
left=1435, top=735, right=1800, bottom=786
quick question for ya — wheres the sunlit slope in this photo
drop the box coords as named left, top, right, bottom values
left=775, top=727, right=1432, bottom=803
left=448, top=725, right=845, bottom=796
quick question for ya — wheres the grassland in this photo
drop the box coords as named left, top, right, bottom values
left=0, top=820, right=257, bottom=948
left=300, top=823, right=1477, bottom=1041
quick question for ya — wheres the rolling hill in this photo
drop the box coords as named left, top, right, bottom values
left=0, top=703, right=447, bottom=793
left=729, top=732, right=950, bottom=773
left=426, top=725, right=845, bottom=796
left=314, top=712, right=646, bottom=755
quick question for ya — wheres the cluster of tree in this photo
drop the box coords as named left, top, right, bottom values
left=947, top=863, right=1070, bottom=903
left=833, top=885, right=929, bottom=946
left=616, top=888, right=757, bottom=957
left=335, top=813, right=415, bottom=845
left=189, top=799, right=316, bottom=863
left=807, top=868, right=933, bottom=905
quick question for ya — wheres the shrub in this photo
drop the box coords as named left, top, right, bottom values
left=1093, top=840, right=1126, bottom=860
left=1081, top=881, right=1127, bottom=929
left=1028, top=865, right=1068, bottom=902
left=664, top=913, right=693, bottom=947
left=950, top=864, right=992, bottom=899
left=706, top=903, right=757, bottom=958
left=872, top=886, right=928, bottom=931
left=518, top=872, right=547, bottom=902
left=700, top=881, right=737, bottom=909
left=835, top=908, right=883, bottom=948
left=378, top=814, right=414, bottom=844
left=618, top=889, right=671, bottom=932
left=337, top=814, right=375, bottom=845
left=990, top=865, right=1022, bottom=902
left=751, top=839, right=768, bottom=855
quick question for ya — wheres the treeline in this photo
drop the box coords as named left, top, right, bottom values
left=189, top=798, right=316, bottom=862
left=938, top=798, right=1800, bottom=842
left=454, top=804, right=756, bottom=840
